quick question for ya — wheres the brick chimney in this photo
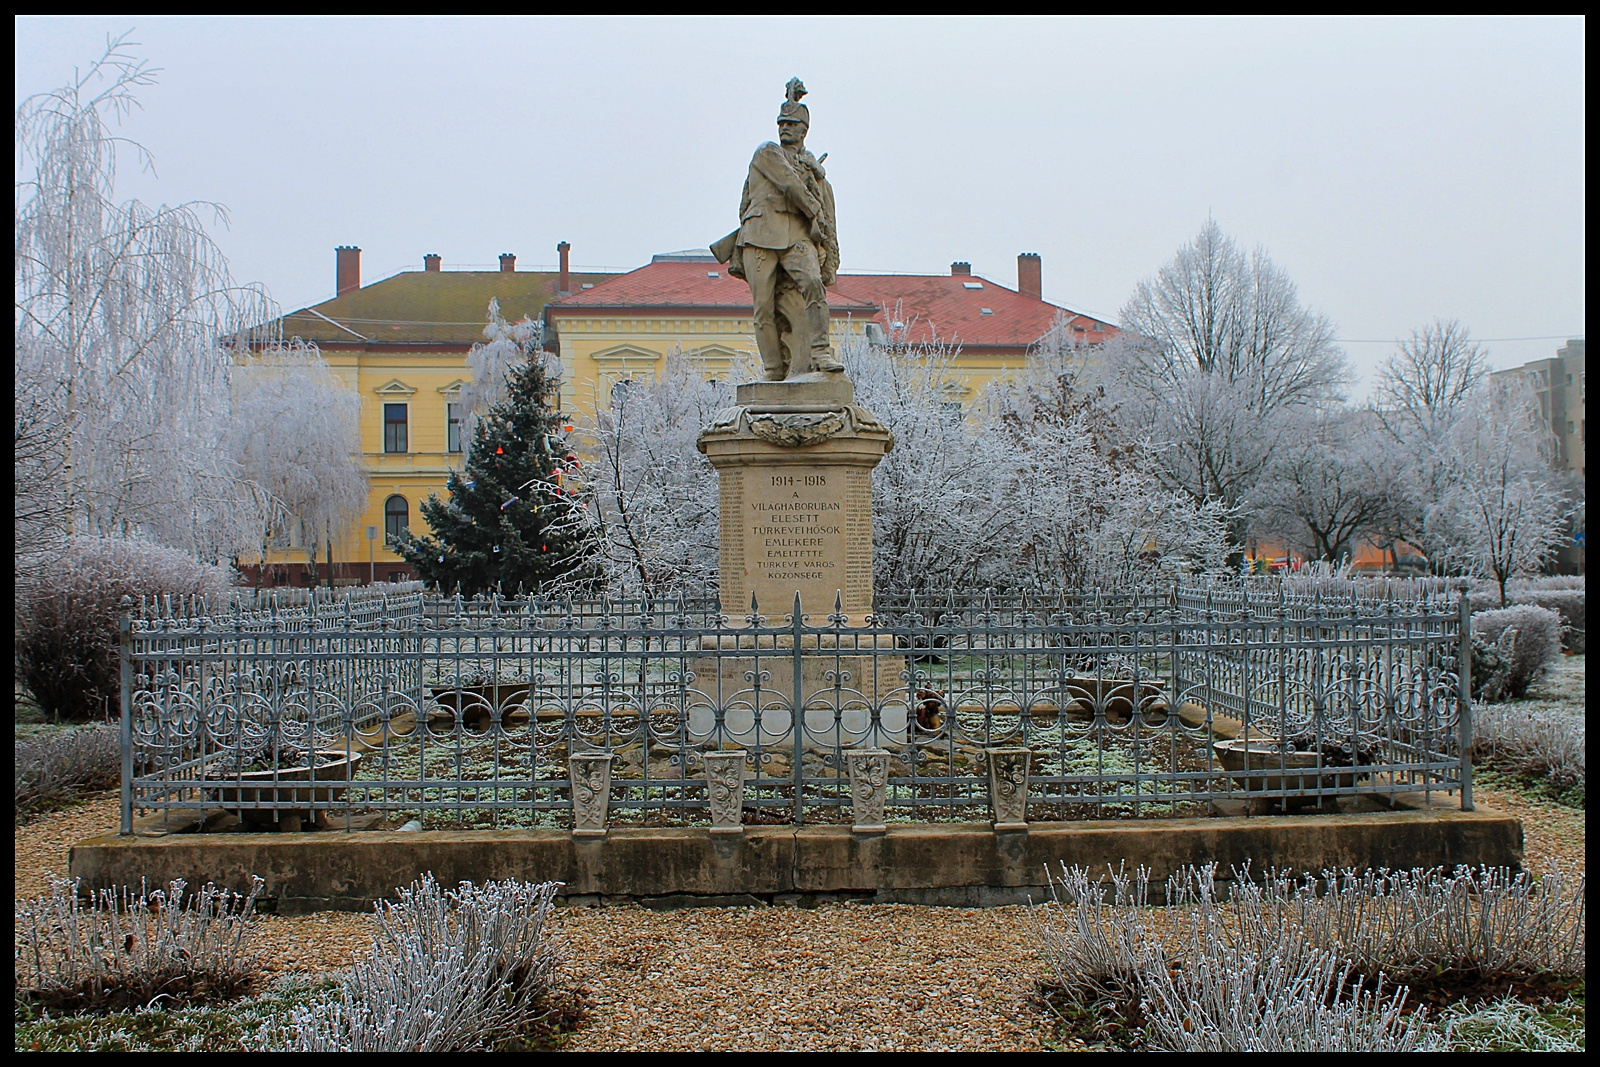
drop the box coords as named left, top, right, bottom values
left=423, top=253, right=441, bottom=272
left=557, top=241, right=572, bottom=295
left=950, top=261, right=971, bottom=276
left=1018, top=253, right=1042, bottom=299
left=335, top=245, right=361, bottom=296
left=499, top=253, right=516, bottom=273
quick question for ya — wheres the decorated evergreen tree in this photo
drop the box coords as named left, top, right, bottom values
left=394, top=350, right=592, bottom=595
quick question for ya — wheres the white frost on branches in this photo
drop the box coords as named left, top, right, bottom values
left=577, top=347, right=745, bottom=597
left=1437, top=382, right=1573, bottom=606
left=1369, top=321, right=1574, bottom=595
left=1110, top=220, right=1350, bottom=548
left=14, top=35, right=364, bottom=567
left=230, top=341, right=367, bottom=569
left=460, top=298, right=544, bottom=447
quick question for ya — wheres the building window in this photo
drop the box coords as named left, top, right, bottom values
left=447, top=402, right=463, bottom=454
left=384, top=403, right=409, bottom=453
left=610, top=379, right=633, bottom=409
left=384, top=495, right=409, bottom=544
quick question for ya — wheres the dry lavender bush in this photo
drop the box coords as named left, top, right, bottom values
left=15, top=724, right=121, bottom=820
left=1473, top=703, right=1586, bottom=792
left=1034, top=863, right=1586, bottom=1051
left=265, top=876, right=562, bottom=1051
left=15, top=877, right=263, bottom=1013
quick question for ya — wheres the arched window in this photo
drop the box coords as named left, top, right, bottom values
left=384, top=495, right=409, bottom=544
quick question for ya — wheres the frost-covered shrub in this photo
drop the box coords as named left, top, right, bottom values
left=15, top=876, right=262, bottom=1013
left=1033, top=863, right=1585, bottom=1051
left=15, top=724, right=121, bottom=820
left=1471, top=605, right=1562, bottom=701
left=270, top=876, right=561, bottom=1051
left=1515, top=589, right=1585, bottom=653
left=1474, top=703, right=1586, bottom=790
left=14, top=537, right=236, bottom=721
left=1140, top=943, right=1428, bottom=1052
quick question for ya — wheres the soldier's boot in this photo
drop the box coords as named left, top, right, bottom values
left=803, top=295, right=843, bottom=372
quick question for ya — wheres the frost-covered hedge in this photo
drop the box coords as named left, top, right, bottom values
left=15, top=876, right=263, bottom=1013
left=1516, top=589, right=1585, bottom=653
left=14, top=537, right=236, bottom=721
left=1474, top=703, right=1586, bottom=791
left=1470, top=605, right=1562, bottom=702
left=15, top=725, right=121, bottom=820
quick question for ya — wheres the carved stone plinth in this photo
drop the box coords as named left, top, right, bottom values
left=569, top=753, right=614, bottom=837
left=703, top=750, right=748, bottom=834
left=987, top=746, right=1031, bottom=832
left=697, top=375, right=892, bottom=629
left=847, top=748, right=890, bottom=834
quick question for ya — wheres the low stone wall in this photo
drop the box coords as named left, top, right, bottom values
left=70, top=799, right=1521, bottom=914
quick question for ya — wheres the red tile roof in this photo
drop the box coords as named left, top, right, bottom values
left=549, top=258, right=877, bottom=315
left=831, top=274, right=1117, bottom=352
left=550, top=257, right=1116, bottom=353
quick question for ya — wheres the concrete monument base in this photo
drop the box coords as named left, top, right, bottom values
left=697, top=375, right=892, bottom=628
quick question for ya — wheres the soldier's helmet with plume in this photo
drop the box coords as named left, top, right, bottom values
left=777, top=77, right=809, bottom=128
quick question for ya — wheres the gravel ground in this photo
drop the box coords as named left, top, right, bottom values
left=15, top=653, right=1583, bottom=1050
left=553, top=902, right=1049, bottom=1051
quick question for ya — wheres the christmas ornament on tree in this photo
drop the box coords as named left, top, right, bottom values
left=393, top=346, right=594, bottom=595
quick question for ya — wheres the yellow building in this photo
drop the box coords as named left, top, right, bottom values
left=250, top=246, right=1114, bottom=585
left=250, top=246, right=615, bottom=585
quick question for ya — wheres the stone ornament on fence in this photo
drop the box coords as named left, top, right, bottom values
left=987, top=747, right=1031, bottom=831
left=703, top=751, right=748, bottom=834
left=569, top=753, right=615, bottom=837
left=847, top=749, right=890, bottom=834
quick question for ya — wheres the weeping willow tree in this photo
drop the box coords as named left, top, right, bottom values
left=14, top=33, right=364, bottom=566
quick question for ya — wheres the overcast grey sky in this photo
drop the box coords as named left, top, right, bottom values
left=15, top=16, right=1586, bottom=392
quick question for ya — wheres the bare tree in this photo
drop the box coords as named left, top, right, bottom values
left=844, top=338, right=1021, bottom=596
left=577, top=347, right=743, bottom=597
left=1368, top=320, right=1492, bottom=571
left=1119, top=219, right=1349, bottom=412
left=13, top=372, right=72, bottom=558
left=1441, top=381, right=1571, bottom=606
left=990, top=334, right=1230, bottom=586
left=1374, top=319, right=1489, bottom=441
left=14, top=34, right=276, bottom=562
left=230, top=341, right=368, bottom=581
left=1110, top=220, right=1350, bottom=552
left=1248, top=408, right=1402, bottom=564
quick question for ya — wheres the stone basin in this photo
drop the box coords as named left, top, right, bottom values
left=205, top=751, right=363, bottom=830
left=1213, top=738, right=1360, bottom=812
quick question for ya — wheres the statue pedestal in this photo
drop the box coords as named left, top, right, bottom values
left=697, top=374, right=892, bottom=626
left=694, top=374, right=897, bottom=752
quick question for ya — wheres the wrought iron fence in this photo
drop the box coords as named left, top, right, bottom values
left=120, top=583, right=1472, bottom=833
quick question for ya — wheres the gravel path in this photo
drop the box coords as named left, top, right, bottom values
left=554, top=902, right=1049, bottom=1051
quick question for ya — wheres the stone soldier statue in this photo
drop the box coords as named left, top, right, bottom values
left=712, top=78, right=843, bottom=381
